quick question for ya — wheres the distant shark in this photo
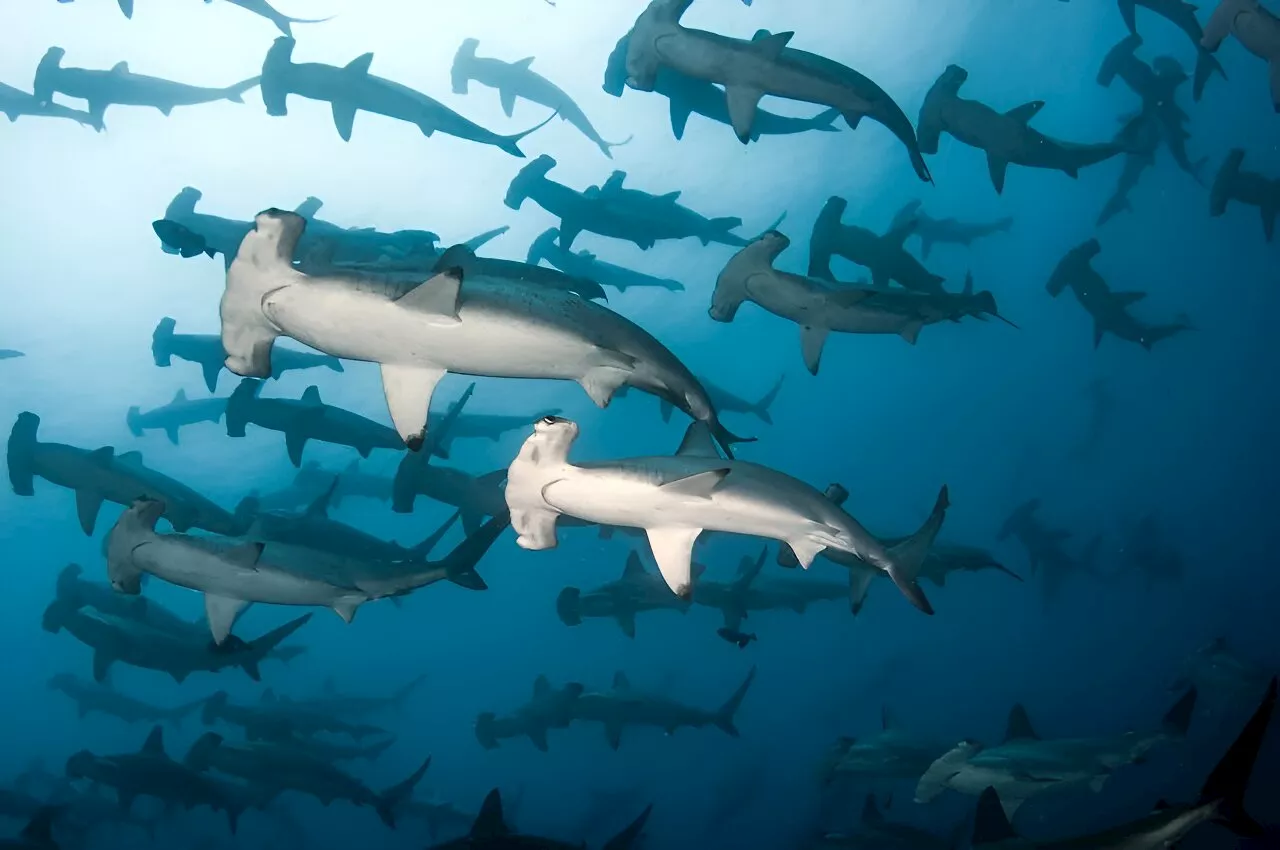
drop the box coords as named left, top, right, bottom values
left=1209, top=149, right=1280, bottom=241
left=48, top=674, right=204, bottom=727
left=568, top=667, right=757, bottom=749
left=819, top=708, right=949, bottom=784
left=153, top=316, right=343, bottom=393
left=33, top=47, right=259, bottom=127
left=889, top=200, right=1013, bottom=259
left=527, top=228, right=685, bottom=293
left=1118, top=0, right=1227, bottom=100
left=452, top=38, right=632, bottom=157
left=1, top=81, right=100, bottom=128
left=259, top=37, right=554, bottom=154
left=556, top=551, right=692, bottom=637
left=917, top=65, right=1126, bottom=193
left=475, top=675, right=585, bottom=752
left=127, top=388, right=227, bottom=445
left=810, top=196, right=947, bottom=292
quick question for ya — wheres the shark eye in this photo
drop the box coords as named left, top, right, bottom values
left=540, top=416, right=562, bottom=426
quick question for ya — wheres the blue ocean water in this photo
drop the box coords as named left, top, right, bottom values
left=1, top=1, right=1278, bottom=848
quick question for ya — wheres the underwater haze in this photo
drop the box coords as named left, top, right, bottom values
left=1, top=0, right=1279, bottom=849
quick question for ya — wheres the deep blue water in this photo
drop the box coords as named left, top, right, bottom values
left=1, top=1, right=1278, bottom=849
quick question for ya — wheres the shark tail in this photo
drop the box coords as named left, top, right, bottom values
left=270, top=13, right=336, bottom=38
left=375, top=755, right=432, bottom=828
left=808, top=107, right=843, bottom=132
left=601, top=804, right=653, bottom=850
left=1162, top=687, right=1198, bottom=738
left=750, top=375, right=785, bottom=425
left=882, top=486, right=949, bottom=615
left=224, top=377, right=261, bottom=438
left=240, top=613, right=313, bottom=681
left=713, top=666, right=758, bottom=737
left=556, top=587, right=583, bottom=626
left=1200, top=678, right=1276, bottom=837
left=703, top=216, right=744, bottom=246
left=707, top=417, right=755, bottom=461
left=126, top=406, right=144, bottom=438
left=1192, top=47, right=1226, bottom=102
left=498, top=110, right=559, bottom=158
left=438, top=513, right=510, bottom=590
left=600, top=133, right=635, bottom=158
left=409, top=510, right=461, bottom=560
left=505, top=154, right=557, bottom=208
left=8, top=411, right=41, bottom=496
left=222, top=76, right=263, bottom=104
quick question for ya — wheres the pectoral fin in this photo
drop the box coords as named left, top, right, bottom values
left=500, top=89, right=516, bottom=118
left=204, top=594, right=251, bottom=645
left=75, top=489, right=105, bottom=536
left=987, top=155, right=1010, bottom=194
left=725, top=86, right=764, bottom=143
left=645, top=526, right=702, bottom=599
left=800, top=325, right=829, bottom=375
left=331, top=101, right=357, bottom=141
left=380, top=363, right=446, bottom=451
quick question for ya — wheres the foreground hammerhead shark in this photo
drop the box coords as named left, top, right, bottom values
left=33, top=47, right=259, bottom=127
left=918, top=65, right=1126, bottom=194
left=452, top=38, right=631, bottom=157
left=620, top=0, right=932, bottom=181
left=258, top=37, right=554, bottom=154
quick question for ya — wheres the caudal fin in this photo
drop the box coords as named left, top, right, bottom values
left=242, top=613, right=313, bottom=679
left=602, top=804, right=653, bottom=850
left=750, top=375, right=784, bottom=425
left=714, top=666, right=757, bottom=737
left=1198, top=677, right=1276, bottom=837
left=222, top=76, right=263, bottom=104
left=375, top=755, right=432, bottom=827
left=498, top=111, right=558, bottom=158
left=883, top=487, right=949, bottom=615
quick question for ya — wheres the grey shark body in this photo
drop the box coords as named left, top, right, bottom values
left=1120, top=0, right=1227, bottom=99
left=506, top=156, right=751, bottom=250
left=917, top=693, right=1198, bottom=817
left=506, top=417, right=947, bottom=608
left=1202, top=0, right=1280, bottom=110
left=621, top=1, right=932, bottom=181
left=809, top=196, right=947, bottom=292
left=266, top=733, right=394, bottom=765
left=200, top=692, right=387, bottom=742
left=214, top=0, right=333, bottom=36
left=225, top=379, right=402, bottom=467
left=713, top=232, right=1009, bottom=374
left=107, top=498, right=504, bottom=641
left=425, top=385, right=562, bottom=460
left=1209, top=148, right=1280, bottom=241
left=433, top=788, right=650, bottom=850
left=1046, top=239, right=1191, bottom=350
left=64, top=727, right=248, bottom=832
left=8, top=411, right=251, bottom=536
left=570, top=667, right=756, bottom=749
left=889, top=200, right=1013, bottom=259
left=153, top=316, right=343, bottom=393
left=602, top=30, right=842, bottom=141
left=0, top=349, right=23, bottom=360
left=184, top=732, right=429, bottom=828
left=47, top=674, right=202, bottom=726
left=259, top=37, right=551, bottom=155
left=42, top=600, right=311, bottom=683
left=527, top=228, right=684, bottom=293
left=127, top=388, right=227, bottom=445
left=32, top=48, right=258, bottom=127
left=556, top=551, right=692, bottom=637
left=693, top=549, right=844, bottom=630
left=220, top=209, right=748, bottom=456
left=475, top=676, right=585, bottom=752
left=917, top=65, right=1125, bottom=193
left=392, top=453, right=507, bottom=534
left=0, top=81, right=100, bottom=128
left=261, top=674, right=427, bottom=720
left=452, top=38, right=631, bottom=157
left=967, top=679, right=1274, bottom=850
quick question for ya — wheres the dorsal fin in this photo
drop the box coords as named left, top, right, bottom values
left=90, top=446, right=115, bottom=465
left=301, top=386, right=323, bottom=406
left=118, top=450, right=143, bottom=465
left=513, top=56, right=535, bottom=70
left=140, top=726, right=165, bottom=755
left=172, top=389, right=187, bottom=403
left=1004, top=704, right=1039, bottom=742
left=748, top=29, right=794, bottom=59
left=675, top=422, right=722, bottom=458
left=658, top=191, right=682, bottom=203
left=972, top=787, right=1018, bottom=845
left=613, top=671, right=631, bottom=691
left=532, top=675, right=550, bottom=699
left=305, top=479, right=337, bottom=518
left=1005, top=100, right=1045, bottom=124
left=345, top=52, right=374, bottom=75
left=603, top=171, right=626, bottom=192
left=112, top=61, right=130, bottom=74
left=395, top=268, right=463, bottom=322
left=823, top=483, right=849, bottom=507
left=434, top=244, right=477, bottom=272
left=884, top=216, right=918, bottom=246
left=622, top=551, right=646, bottom=579
left=471, top=789, right=509, bottom=839
left=861, top=794, right=882, bottom=824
